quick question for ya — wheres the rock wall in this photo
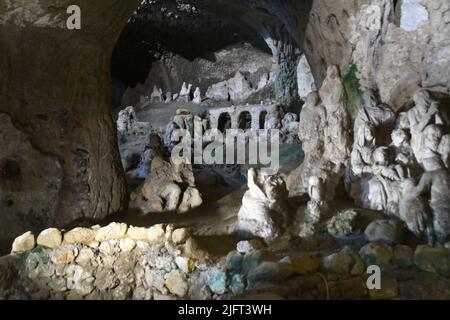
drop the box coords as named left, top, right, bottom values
left=0, top=0, right=140, bottom=253
left=0, top=114, right=62, bottom=255
left=302, top=0, right=450, bottom=111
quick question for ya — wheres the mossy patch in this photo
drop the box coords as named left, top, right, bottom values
left=423, top=83, right=449, bottom=94
left=343, top=63, right=364, bottom=121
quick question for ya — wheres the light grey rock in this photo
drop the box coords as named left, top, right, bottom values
left=150, top=85, right=163, bottom=103
left=177, top=187, right=203, bottom=214
left=171, top=228, right=190, bottom=245
left=193, top=87, right=202, bottom=104
left=236, top=239, right=265, bottom=254
left=117, top=106, right=137, bottom=134
left=297, top=55, right=317, bottom=100
left=37, top=228, right=62, bottom=249
left=165, top=270, right=188, bottom=298
left=326, top=209, right=358, bottom=237
left=95, top=223, right=127, bottom=242
left=364, top=219, right=404, bottom=244
left=237, top=168, right=288, bottom=241
left=400, top=0, right=429, bottom=32
left=415, top=153, right=450, bottom=245
left=11, top=231, right=35, bottom=253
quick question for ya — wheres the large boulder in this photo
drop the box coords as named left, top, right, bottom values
left=37, top=229, right=62, bottom=249
left=364, top=219, right=404, bottom=244
left=11, top=232, right=35, bottom=253
left=415, top=245, right=450, bottom=278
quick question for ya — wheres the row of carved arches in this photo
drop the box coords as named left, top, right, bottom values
left=217, top=111, right=268, bottom=132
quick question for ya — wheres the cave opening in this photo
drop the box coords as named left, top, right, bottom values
left=107, top=1, right=324, bottom=246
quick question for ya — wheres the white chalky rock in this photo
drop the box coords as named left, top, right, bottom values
left=171, top=228, right=190, bottom=245
left=148, top=224, right=165, bottom=243
left=127, top=226, right=150, bottom=241
left=165, top=270, right=188, bottom=297
left=37, top=228, right=62, bottom=249
left=297, top=55, right=317, bottom=100
left=95, top=223, right=128, bottom=242
left=12, top=231, right=35, bottom=253
left=400, top=0, right=429, bottom=32
left=64, top=227, right=96, bottom=245
left=119, top=238, right=136, bottom=252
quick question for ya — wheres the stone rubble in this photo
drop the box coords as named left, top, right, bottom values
left=2, top=224, right=450, bottom=300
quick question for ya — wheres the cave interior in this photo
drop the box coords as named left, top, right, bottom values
left=1, top=0, right=450, bottom=300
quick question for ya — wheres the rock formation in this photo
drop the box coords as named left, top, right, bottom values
left=2, top=0, right=450, bottom=301
left=288, top=66, right=351, bottom=206
left=237, top=168, right=288, bottom=241
left=150, top=86, right=164, bottom=103
left=117, top=106, right=138, bottom=135
left=193, top=87, right=202, bottom=104
left=131, top=153, right=202, bottom=214
left=179, top=82, right=193, bottom=102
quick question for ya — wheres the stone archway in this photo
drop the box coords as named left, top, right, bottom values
left=218, top=113, right=232, bottom=133
left=238, top=111, right=252, bottom=130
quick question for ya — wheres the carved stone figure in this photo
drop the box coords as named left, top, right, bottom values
left=348, top=91, right=403, bottom=212
left=193, top=87, right=202, bottom=104
left=130, top=155, right=202, bottom=215
left=354, top=91, right=396, bottom=149
left=305, top=176, right=329, bottom=225
left=364, top=147, right=402, bottom=214
left=415, top=155, right=450, bottom=244
left=164, top=122, right=178, bottom=150
left=399, top=179, right=434, bottom=244
left=179, top=82, right=192, bottom=102
left=422, top=124, right=443, bottom=162
left=319, top=65, right=352, bottom=165
left=406, top=90, right=443, bottom=164
left=350, top=122, right=377, bottom=178
left=287, top=92, right=326, bottom=196
left=150, top=86, right=163, bottom=103
left=165, top=92, right=173, bottom=103
left=237, top=168, right=288, bottom=241
left=264, top=105, right=283, bottom=130
left=391, top=128, right=417, bottom=179
left=137, top=133, right=164, bottom=179
left=281, top=112, right=298, bottom=133
left=290, top=67, right=352, bottom=213
left=117, top=106, right=137, bottom=134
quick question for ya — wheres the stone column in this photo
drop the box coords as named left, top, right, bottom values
left=231, top=113, right=240, bottom=130
left=209, top=114, right=219, bottom=130
left=251, top=111, right=261, bottom=129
